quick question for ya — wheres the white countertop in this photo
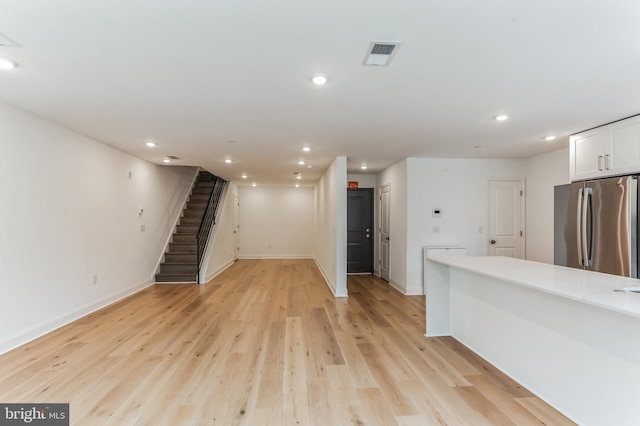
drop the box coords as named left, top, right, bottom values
left=427, top=256, right=640, bottom=319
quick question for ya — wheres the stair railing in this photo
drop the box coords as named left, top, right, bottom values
left=196, top=176, right=227, bottom=282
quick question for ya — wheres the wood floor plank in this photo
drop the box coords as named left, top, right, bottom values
left=0, top=259, right=573, bottom=425
left=516, top=397, right=577, bottom=426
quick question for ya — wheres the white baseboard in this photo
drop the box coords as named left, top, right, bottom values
left=313, top=257, right=348, bottom=298
left=0, top=279, right=154, bottom=356
left=238, top=254, right=314, bottom=260
left=404, top=287, right=425, bottom=296
left=388, top=280, right=407, bottom=295
left=204, top=259, right=235, bottom=283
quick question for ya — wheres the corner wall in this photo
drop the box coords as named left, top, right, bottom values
left=0, top=101, right=196, bottom=354
left=314, top=157, right=347, bottom=297
left=376, top=160, right=408, bottom=293
left=524, top=148, right=570, bottom=263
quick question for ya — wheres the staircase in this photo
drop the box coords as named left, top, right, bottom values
left=155, top=170, right=223, bottom=283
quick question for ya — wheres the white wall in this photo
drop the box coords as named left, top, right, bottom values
left=237, top=186, right=314, bottom=258
left=524, top=148, right=570, bottom=263
left=0, top=101, right=196, bottom=354
left=314, top=157, right=347, bottom=297
left=200, top=182, right=238, bottom=282
left=376, top=160, right=408, bottom=293
left=347, top=173, right=376, bottom=188
left=405, top=158, right=525, bottom=295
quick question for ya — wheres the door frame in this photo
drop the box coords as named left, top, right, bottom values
left=378, top=183, right=391, bottom=281
left=487, top=177, right=526, bottom=258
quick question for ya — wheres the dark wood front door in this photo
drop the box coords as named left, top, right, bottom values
left=347, top=189, right=374, bottom=273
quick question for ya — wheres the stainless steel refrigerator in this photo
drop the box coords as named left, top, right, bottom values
left=554, top=175, right=638, bottom=277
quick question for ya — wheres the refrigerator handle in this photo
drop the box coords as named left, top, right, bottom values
left=577, top=188, right=584, bottom=266
left=583, top=187, right=592, bottom=267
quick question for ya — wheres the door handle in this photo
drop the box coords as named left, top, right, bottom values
left=490, top=240, right=496, bottom=244
left=577, top=188, right=583, bottom=265
left=583, top=187, right=592, bottom=267
left=385, top=237, right=390, bottom=241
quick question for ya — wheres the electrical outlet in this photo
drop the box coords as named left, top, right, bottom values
left=433, top=226, right=440, bottom=234
left=140, top=224, right=146, bottom=232
left=93, top=274, right=98, bottom=285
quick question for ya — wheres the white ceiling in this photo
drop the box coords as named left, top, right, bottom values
left=1, top=1, right=640, bottom=186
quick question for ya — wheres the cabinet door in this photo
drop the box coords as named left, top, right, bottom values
left=570, top=129, right=605, bottom=181
left=608, top=115, right=640, bottom=176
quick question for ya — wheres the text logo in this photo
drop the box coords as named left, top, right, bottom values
left=0, top=404, right=69, bottom=425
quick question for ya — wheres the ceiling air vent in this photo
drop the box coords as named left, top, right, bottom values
left=0, top=32, right=21, bottom=47
left=362, top=41, right=401, bottom=66
left=166, top=155, right=180, bottom=160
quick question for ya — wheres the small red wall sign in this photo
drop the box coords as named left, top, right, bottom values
left=348, top=181, right=358, bottom=189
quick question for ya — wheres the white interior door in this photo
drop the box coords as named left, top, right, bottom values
left=379, top=184, right=390, bottom=280
left=233, top=194, right=240, bottom=260
left=488, top=179, right=525, bottom=258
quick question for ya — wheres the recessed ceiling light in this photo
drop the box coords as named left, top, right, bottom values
left=0, top=58, right=17, bottom=70
left=494, top=114, right=509, bottom=121
left=225, top=159, right=232, bottom=164
left=252, top=182, right=256, bottom=187
left=296, top=175, right=302, bottom=180
left=145, top=142, right=156, bottom=147
left=311, top=74, right=328, bottom=85
left=295, top=184, right=300, bottom=188
left=162, top=158, right=171, bottom=163
left=361, top=164, right=367, bottom=170
left=241, top=174, right=247, bottom=179
left=544, top=135, right=556, bottom=141
left=298, top=160, right=305, bottom=165
left=302, top=147, right=311, bottom=152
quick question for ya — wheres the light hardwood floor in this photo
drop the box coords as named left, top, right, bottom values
left=0, top=259, right=573, bottom=425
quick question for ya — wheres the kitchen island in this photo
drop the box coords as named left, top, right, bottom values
left=425, top=255, right=640, bottom=426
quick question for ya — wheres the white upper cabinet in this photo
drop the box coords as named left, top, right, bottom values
left=570, top=115, right=640, bottom=181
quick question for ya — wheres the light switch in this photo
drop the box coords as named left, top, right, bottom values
left=432, top=209, right=442, bottom=218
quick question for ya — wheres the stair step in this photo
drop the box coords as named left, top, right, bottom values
left=189, top=194, right=210, bottom=202
left=168, top=242, right=197, bottom=253
left=191, top=188, right=214, bottom=195
left=161, top=263, right=198, bottom=274
left=176, top=225, right=199, bottom=234
left=181, top=211, right=205, bottom=220
left=187, top=202, right=207, bottom=210
left=194, top=182, right=215, bottom=189
left=164, top=253, right=197, bottom=263
left=155, top=273, right=197, bottom=283
left=180, top=216, right=202, bottom=226
left=197, top=177, right=216, bottom=183
left=172, top=234, right=196, bottom=244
